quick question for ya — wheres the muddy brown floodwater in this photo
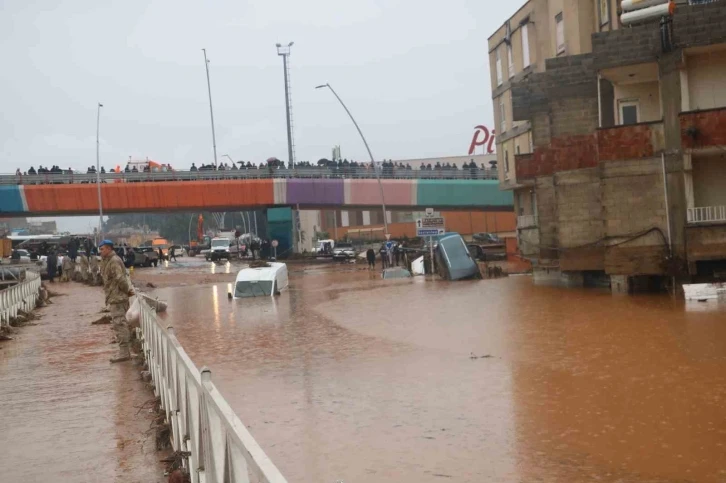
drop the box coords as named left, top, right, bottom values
left=138, top=258, right=726, bottom=483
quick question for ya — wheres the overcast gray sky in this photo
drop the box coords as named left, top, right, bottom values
left=1, top=0, right=517, bottom=231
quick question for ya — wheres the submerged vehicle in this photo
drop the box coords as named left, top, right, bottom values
left=435, top=233, right=482, bottom=281
left=232, top=262, right=289, bottom=298
left=382, top=267, right=412, bottom=279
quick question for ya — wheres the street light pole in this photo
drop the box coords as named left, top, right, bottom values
left=202, top=48, right=218, bottom=168
left=315, top=83, right=388, bottom=235
left=96, top=102, right=104, bottom=241
left=276, top=42, right=295, bottom=167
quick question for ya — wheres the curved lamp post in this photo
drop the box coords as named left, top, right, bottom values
left=315, top=83, right=388, bottom=236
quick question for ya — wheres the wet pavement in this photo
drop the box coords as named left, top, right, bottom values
left=0, top=283, right=168, bottom=483
left=136, top=258, right=726, bottom=483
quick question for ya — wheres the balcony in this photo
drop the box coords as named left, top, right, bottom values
left=517, top=214, right=538, bottom=229
left=597, top=121, right=664, bottom=162
left=680, top=108, right=726, bottom=151
left=687, top=206, right=726, bottom=225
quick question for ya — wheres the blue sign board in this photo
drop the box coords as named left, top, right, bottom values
left=417, top=228, right=444, bottom=237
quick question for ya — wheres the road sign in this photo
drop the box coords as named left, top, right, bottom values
left=271, top=240, right=279, bottom=248
left=416, top=228, right=445, bottom=237
left=416, top=217, right=445, bottom=230
left=425, top=207, right=435, bottom=216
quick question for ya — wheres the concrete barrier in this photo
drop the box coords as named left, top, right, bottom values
left=136, top=294, right=287, bottom=483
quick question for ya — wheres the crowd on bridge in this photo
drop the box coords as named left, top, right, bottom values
left=9, top=157, right=497, bottom=185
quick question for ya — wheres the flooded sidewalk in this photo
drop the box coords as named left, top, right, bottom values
left=0, top=283, right=167, bottom=483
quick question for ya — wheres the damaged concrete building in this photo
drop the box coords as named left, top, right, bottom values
left=489, top=0, right=726, bottom=292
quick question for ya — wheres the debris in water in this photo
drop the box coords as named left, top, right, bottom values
left=469, top=352, right=493, bottom=360
left=91, top=315, right=112, bottom=325
left=146, top=282, right=157, bottom=288
left=249, top=260, right=271, bottom=268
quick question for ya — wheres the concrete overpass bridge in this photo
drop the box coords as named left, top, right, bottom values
left=0, top=169, right=512, bottom=216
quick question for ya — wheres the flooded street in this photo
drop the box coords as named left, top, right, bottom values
left=142, top=259, right=726, bottom=483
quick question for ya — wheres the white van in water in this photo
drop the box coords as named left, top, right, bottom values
left=233, top=262, right=289, bottom=298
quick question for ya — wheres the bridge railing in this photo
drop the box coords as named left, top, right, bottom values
left=0, top=270, right=40, bottom=329
left=1, top=166, right=498, bottom=185
left=137, top=293, right=287, bottom=483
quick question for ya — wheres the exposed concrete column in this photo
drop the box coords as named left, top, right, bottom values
left=598, top=77, right=615, bottom=128
left=659, top=52, right=687, bottom=262
left=611, top=275, right=630, bottom=294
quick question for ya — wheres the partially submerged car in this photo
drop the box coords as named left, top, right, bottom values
left=436, top=233, right=482, bottom=281
left=232, top=262, right=289, bottom=298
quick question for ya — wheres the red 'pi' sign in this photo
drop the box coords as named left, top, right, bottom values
left=468, top=125, right=496, bottom=155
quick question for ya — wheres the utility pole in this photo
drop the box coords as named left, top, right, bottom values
left=202, top=48, right=218, bottom=168
left=96, top=102, right=104, bottom=239
left=276, top=42, right=295, bottom=167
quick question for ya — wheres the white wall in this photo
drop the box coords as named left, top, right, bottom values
left=687, top=50, right=726, bottom=111
left=613, top=81, right=661, bottom=124
left=693, top=155, right=726, bottom=207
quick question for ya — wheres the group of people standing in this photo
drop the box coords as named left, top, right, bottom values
left=365, top=241, right=407, bottom=270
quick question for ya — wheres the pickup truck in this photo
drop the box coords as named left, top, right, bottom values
left=118, top=246, right=159, bottom=267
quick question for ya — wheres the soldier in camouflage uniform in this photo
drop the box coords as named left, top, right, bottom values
left=99, top=240, right=135, bottom=363
left=78, top=254, right=90, bottom=283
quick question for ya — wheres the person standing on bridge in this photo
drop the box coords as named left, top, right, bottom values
left=99, top=240, right=135, bottom=363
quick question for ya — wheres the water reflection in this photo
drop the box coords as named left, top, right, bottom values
left=154, top=271, right=726, bottom=483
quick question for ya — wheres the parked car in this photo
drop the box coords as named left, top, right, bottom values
left=117, top=246, right=159, bottom=267
left=332, top=242, right=356, bottom=261
left=472, top=233, right=503, bottom=245
left=467, top=244, right=506, bottom=262
left=10, top=249, right=32, bottom=262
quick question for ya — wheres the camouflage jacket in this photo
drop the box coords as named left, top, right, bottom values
left=101, top=253, right=131, bottom=305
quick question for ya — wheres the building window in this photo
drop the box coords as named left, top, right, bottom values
left=507, top=44, right=515, bottom=78
left=500, top=97, right=506, bottom=132
left=619, top=100, right=640, bottom=125
left=555, top=13, right=565, bottom=55
left=522, top=23, right=530, bottom=68
left=516, top=145, right=521, bottom=155
left=495, top=48, right=503, bottom=86
left=505, top=150, right=510, bottom=173
left=599, top=0, right=609, bottom=26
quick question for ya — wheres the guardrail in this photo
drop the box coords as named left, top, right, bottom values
left=0, top=271, right=40, bottom=328
left=1, top=167, right=498, bottom=185
left=687, top=206, right=726, bottom=225
left=137, top=294, right=287, bottom=483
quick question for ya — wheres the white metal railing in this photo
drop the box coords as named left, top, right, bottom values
left=137, top=295, right=287, bottom=483
left=0, top=271, right=40, bottom=328
left=687, top=206, right=726, bottom=225
left=517, top=214, right=538, bottom=229
left=0, top=166, right=498, bottom=185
